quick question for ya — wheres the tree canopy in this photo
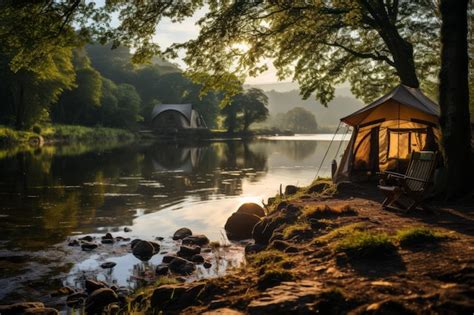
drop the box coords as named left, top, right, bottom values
left=97, top=1, right=440, bottom=105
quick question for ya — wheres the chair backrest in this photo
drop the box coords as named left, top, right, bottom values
left=404, top=151, right=437, bottom=191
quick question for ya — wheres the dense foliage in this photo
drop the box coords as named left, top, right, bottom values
left=273, top=107, right=319, bottom=134
left=222, top=88, right=269, bottom=132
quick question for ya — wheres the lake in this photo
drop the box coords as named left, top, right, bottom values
left=0, top=135, right=349, bottom=305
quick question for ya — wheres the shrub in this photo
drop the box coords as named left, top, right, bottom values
left=396, top=227, right=447, bottom=247
left=335, top=230, right=396, bottom=258
left=32, top=125, right=42, bottom=135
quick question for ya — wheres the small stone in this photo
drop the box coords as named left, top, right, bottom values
left=102, top=233, right=113, bottom=240
left=169, top=257, right=196, bottom=275
left=177, top=245, right=201, bottom=258
left=66, top=292, right=87, bottom=307
left=124, top=227, right=132, bottom=232
left=79, top=235, right=93, bottom=242
left=155, top=236, right=164, bottom=241
left=162, top=255, right=176, bottom=263
left=203, top=261, right=212, bottom=269
left=51, top=286, right=75, bottom=297
left=85, top=288, right=118, bottom=314
left=100, top=262, right=117, bottom=269
left=284, top=185, right=298, bottom=195
left=155, top=264, right=169, bottom=276
left=101, top=239, right=114, bottom=244
left=81, top=242, right=98, bottom=251
left=132, top=241, right=158, bottom=261
left=0, top=303, right=45, bottom=314
left=85, top=279, right=107, bottom=294
left=182, top=234, right=210, bottom=246
left=191, top=254, right=205, bottom=264
left=173, top=227, right=193, bottom=240
left=68, top=240, right=80, bottom=247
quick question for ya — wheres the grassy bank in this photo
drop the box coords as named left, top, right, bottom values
left=123, top=180, right=473, bottom=314
left=0, top=124, right=136, bottom=147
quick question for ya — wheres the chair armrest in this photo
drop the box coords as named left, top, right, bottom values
left=383, top=171, right=405, bottom=178
left=402, top=175, right=431, bottom=183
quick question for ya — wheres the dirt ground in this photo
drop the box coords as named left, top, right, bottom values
left=131, top=182, right=474, bottom=314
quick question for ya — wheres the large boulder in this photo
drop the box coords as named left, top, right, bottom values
left=132, top=240, right=159, bottom=261
left=225, top=212, right=261, bottom=240
left=85, top=288, right=118, bottom=314
left=173, top=227, right=193, bottom=240
left=237, top=203, right=265, bottom=218
left=169, top=257, right=196, bottom=275
left=182, top=234, right=210, bottom=246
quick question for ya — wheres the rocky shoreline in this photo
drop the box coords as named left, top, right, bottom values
left=2, top=180, right=474, bottom=314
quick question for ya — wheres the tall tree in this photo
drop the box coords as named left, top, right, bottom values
left=222, top=88, right=269, bottom=132
left=278, top=107, right=319, bottom=134
left=439, top=0, right=472, bottom=197
left=52, top=50, right=103, bottom=125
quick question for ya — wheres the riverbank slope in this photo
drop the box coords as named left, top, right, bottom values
left=131, top=180, right=474, bottom=314
left=0, top=125, right=136, bottom=148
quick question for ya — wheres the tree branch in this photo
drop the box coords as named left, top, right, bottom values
left=322, top=41, right=395, bottom=66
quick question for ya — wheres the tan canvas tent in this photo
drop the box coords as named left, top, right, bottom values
left=334, top=84, right=440, bottom=182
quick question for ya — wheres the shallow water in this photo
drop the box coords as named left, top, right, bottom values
left=0, top=135, right=349, bottom=304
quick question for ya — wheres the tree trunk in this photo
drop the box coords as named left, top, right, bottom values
left=439, top=0, right=472, bottom=197
left=379, top=24, right=420, bottom=88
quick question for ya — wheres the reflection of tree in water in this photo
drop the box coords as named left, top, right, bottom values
left=145, top=141, right=268, bottom=198
left=272, top=140, right=318, bottom=161
left=0, top=145, right=144, bottom=250
left=0, top=140, right=270, bottom=250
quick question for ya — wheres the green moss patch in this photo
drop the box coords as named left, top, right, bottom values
left=396, top=227, right=448, bottom=247
left=257, top=268, right=295, bottom=290
left=335, top=230, right=396, bottom=258
left=302, top=204, right=357, bottom=219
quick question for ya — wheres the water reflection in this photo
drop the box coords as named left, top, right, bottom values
left=0, top=136, right=347, bottom=303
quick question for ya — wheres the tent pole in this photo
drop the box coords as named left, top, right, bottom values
left=314, top=121, right=342, bottom=181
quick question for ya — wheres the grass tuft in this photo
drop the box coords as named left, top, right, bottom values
left=335, top=230, right=396, bottom=258
left=396, top=227, right=448, bottom=247
left=302, top=204, right=357, bottom=219
left=248, top=249, right=289, bottom=267
left=257, top=268, right=295, bottom=290
left=282, top=221, right=311, bottom=239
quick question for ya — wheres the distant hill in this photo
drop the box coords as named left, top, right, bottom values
left=256, top=88, right=364, bottom=129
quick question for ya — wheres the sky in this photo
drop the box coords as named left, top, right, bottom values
left=144, top=7, right=285, bottom=85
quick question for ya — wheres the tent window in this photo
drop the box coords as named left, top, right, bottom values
left=387, top=128, right=427, bottom=160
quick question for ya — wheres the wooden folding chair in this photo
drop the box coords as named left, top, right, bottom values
left=378, top=151, right=438, bottom=211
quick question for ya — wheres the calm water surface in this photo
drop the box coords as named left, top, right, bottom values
left=0, top=135, right=348, bottom=304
